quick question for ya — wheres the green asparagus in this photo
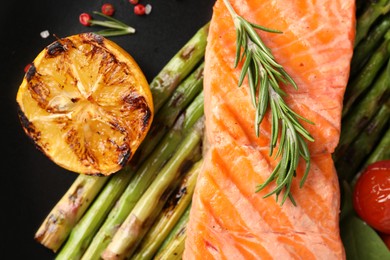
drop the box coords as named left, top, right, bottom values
left=154, top=205, right=191, bottom=260
left=101, top=117, right=204, bottom=259
left=336, top=101, right=390, bottom=182
left=80, top=93, right=204, bottom=260
left=133, top=62, right=204, bottom=163
left=132, top=159, right=203, bottom=260
left=334, top=57, right=390, bottom=160
left=350, top=14, right=390, bottom=77
left=364, top=127, right=390, bottom=166
left=35, top=24, right=208, bottom=252
left=151, top=23, right=208, bottom=110
left=353, top=0, right=390, bottom=48
left=34, top=175, right=108, bottom=252
left=343, top=34, right=390, bottom=117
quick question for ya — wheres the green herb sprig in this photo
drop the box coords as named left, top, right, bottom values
left=90, top=11, right=135, bottom=37
left=223, top=0, right=315, bottom=205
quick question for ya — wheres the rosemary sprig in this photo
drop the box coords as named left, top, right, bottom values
left=223, top=0, right=315, bottom=205
left=91, top=11, right=135, bottom=37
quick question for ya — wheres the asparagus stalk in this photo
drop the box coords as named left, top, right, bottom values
left=334, top=57, right=390, bottom=160
left=154, top=205, right=191, bottom=260
left=34, top=24, right=208, bottom=252
left=34, top=175, right=108, bottom=252
left=81, top=93, right=204, bottom=260
left=342, top=34, right=390, bottom=118
left=131, top=159, right=203, bottom=260
left=151, top=23, right=208, bottom=110
left=336, top=101, right=390, bottom=182
left=364, top=127, right=390, bottom=165
left=132, top=62, right=204, bottom=164
left=101, top=117, right=204, bottom=259
left=354, top=0, right=390, bottom=48
left=350, top=14, right=390, bottom=78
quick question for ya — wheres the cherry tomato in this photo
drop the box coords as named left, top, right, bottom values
left=129, top=0, right=139, bottom=5
left=353, top=160, right=390, bottom=234
left=79, top=13, right=92, bottom=26
left=101, top=3, right=115, bottom=16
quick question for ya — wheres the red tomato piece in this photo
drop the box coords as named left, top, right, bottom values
left=101, top=3, right=115, bottom=16
left=353, top=160, right=390, bottom=234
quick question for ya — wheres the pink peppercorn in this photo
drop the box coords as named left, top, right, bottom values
left=134, top=4, right=146, bottom=15
left=79, top=13, right=92, bottom=26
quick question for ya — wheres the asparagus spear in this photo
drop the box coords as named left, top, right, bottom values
left=34, top=175, right=108, bottom=252
left=334, top=57, right=390, bottom=160
left=364, top=127, right=390, bottom=165
left=354, top=0, right=390, bottom=48
left=342, top=35, right=390, bottom=118
left=80, top=93, right=204, bottom=260
left=101, top=117, right=204, bottom=260
left=336, top=101, right=390, bottom=182
left=151, top=23, right=208, bottom=110
left=34, top=24, right=208, bottom=252
left=132, top=62, right=204, bottom=164
left=154, top=205, right=191, bottom=260
left=131, top=159, right=203, bottom=260
left=350, top=14, right=390, bottom=78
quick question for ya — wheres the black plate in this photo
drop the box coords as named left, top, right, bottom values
left=1, top=0, right=214, bottom=258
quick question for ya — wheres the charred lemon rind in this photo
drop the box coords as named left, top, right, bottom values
left=16, top=33, right=154, bottom=176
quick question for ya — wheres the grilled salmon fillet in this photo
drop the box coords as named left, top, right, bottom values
left=184, top=0, right=355, bottom=259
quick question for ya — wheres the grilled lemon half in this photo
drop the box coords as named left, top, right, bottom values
left=16, top=33, right=154, bottom=176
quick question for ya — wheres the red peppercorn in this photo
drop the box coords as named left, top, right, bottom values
left=129, top=0, right=139, bottom=5
left=101, top=3, right=115, bottom=16
left=79, top=13, right=92, bottom=26
left=134, top=4, right=146, bottom=15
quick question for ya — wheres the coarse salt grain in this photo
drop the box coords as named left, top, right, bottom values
left=40, top=30, right=50, bottom=38
left=145, top=4, right=152, bottom=15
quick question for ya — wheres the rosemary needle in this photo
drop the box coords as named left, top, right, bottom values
left=223, top=0, right=315, bottom=205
